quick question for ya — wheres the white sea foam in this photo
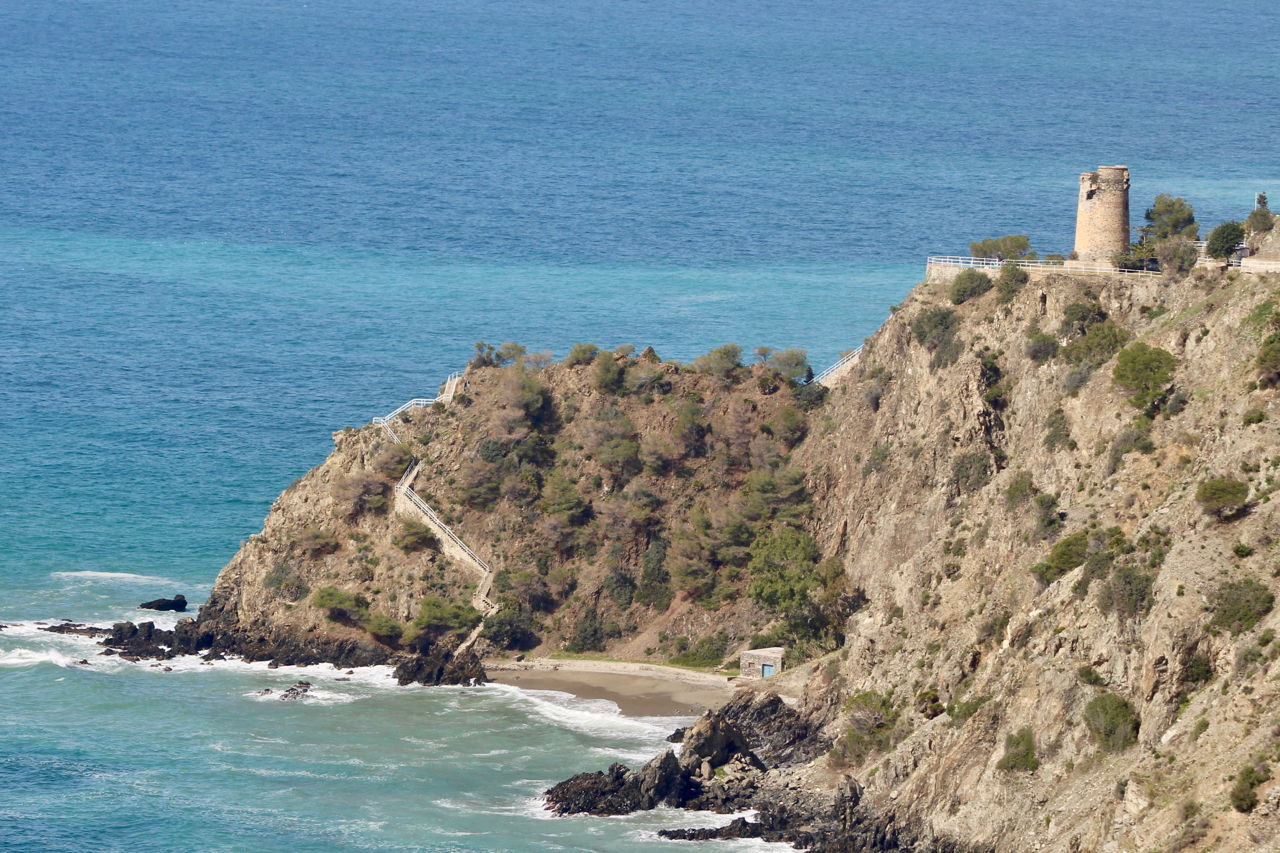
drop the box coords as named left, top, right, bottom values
left=479, top=682, right=675, bottom=739
left=0, top=647, right=83, bottom=668
left=51, top=570, right=175, bottom=584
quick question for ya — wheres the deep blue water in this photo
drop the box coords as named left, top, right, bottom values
left=2, top=1, right=1278, bottom=850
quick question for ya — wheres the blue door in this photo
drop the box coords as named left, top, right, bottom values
left=761, top=664, right=774, bottom=677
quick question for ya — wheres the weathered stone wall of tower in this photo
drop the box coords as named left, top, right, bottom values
left=1073, top=165, right=1130, bottom=263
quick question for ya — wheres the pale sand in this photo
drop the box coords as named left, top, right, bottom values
left=485, top=658, right=741, bottom=717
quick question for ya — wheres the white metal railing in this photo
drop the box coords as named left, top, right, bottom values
left=372, top=372, right=463, bottom=442
left=926, top=256, right=1162, bottom=279
left=813, top=344, right=865, bottom=385
left=395, top=463, right=498, bottom=616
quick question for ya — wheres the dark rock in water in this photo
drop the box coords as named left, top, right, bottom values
left=98, top=613, right=486, bottom=687
left=40, top=622, right=111, bottom=638
left=665, top=726, right=687, bottom=743
left=279, top=681, right=313, bottom=701
left=392, top=636, right=486, bottom=686
left=140, top=595, right=187, bottom=612
left=544, top=754, right=695, bottom=816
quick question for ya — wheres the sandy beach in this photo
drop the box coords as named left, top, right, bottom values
left=485, top=658, right=742, bottom=717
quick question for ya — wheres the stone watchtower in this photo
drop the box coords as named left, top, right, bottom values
left=1073, top=165, right=1130, bottom=263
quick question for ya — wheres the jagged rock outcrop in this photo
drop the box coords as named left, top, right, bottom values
left=139, top=595, right=187, bottom=612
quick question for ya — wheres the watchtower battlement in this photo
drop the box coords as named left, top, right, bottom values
left=1073, top=165, right=1130, bottom=264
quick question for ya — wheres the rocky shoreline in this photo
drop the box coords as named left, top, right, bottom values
left=544, top=691, right=986, bottom=853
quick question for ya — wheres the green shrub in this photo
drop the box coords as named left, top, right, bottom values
left=1243, top=408, right=1267, bottom=426
left=564, top=342, right=600, bottom=366
left=371, top=442, right=414, bottom=480
left=1061, top=301, right=1106, bottom=334
left=592, top=352, right=625, bottom=394
left=1233, top=542, right=1254, bottom=557
left=949, top=269, right=993, bottom=305
left=1206, top=221, right=1245, bottom=260
left=828, top=690, right=900, bottom=767
left=1033, top=493, right=1064, bottom=540
left=603, top=567, right=637, bottom=609
left=911, top=308, right=961, bottom=358
left=771, top=406, right=808, bottom=448
left=1060, top=322, right=1129, bottom=366
left=331, top=472, right=391, bottom=518
left=1247, top=206, right=1275, bottom=234
left=634, top=538, right=674, bottom=611
left=364, top=612, right=403, bottom=642
left=1184, top=654, right=1212, bottom=684
left=945, top=695, right=989, bottom=725
left=793, top=381, right=828, bottom=411
left=1210, top=578, right=1275, bottom=635
left=669, top=631, right=728, bottom=668
left=766, top=348, right=811, bottom=382
left=1258, top=340, right=1280, bottom=386
left=539, top=473, right=589, bottom=524
left=970, top=235, right=1034, bottom=260
left=1025, top=332, right=1058, bottom=364
left=1195, top=476, right=1250, bottom=519
left=264, top=567, right=310, bottom=602
left=996, top=728, right=1039, bottom=772
left=1084, top=693, right=1139, bottom=752
left=692, top=344, right=744, bottom=378
left=296, top=526, right=340, bottom=556
left=996, top=264, right=1029, bottom=304
left=1005, top=470, right=1036, bottom=507
left=566, top=607, right=607, bottom=652
left=1078, top=664, right=1104, bottom=686
left=1030, top=531, right=1089, bottom=584
left=1112, top=343, right=1177, bottom=410
left=392, top=516, right=439, bottom=554
left=481, top=606, right=540, bottom=650
left=411, top=596, right=481, bottom=639
left=1043, top=408, right=1071, bottom=451
left=312, top=587, right=369, bottom=621
left=862, top=444, right=890, bottom=477
left=952, top=450, right=991, bottom=493
left=978, top=610, right=1010, bottom=645
left=1096, top=562, right=1154, bottom=619
left=1155, top=239, right=1199, bottom=276
left=1230, top=761, right=1271, bottom=812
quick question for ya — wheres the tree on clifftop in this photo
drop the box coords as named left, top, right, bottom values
left=970, top=235, right=1035, bottom=260
left=1141, top=194, right=1198, bottom=242
left=1207, top=221, right=1245, bottom=260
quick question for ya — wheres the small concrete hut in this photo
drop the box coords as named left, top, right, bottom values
left=739, top=647, right=785, bottom=679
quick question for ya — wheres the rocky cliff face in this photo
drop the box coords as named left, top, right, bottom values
left=169, top=261, right=1280, bottom=851
left=785, top=265, right=1280, bottom=852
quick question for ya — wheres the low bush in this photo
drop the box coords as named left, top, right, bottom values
left=481, top=606, right=540, bottom=650
left=372, top=442, right=414, bottom=480
left=1005, top=470, right=1035, bottom=507
left=312, top=587, right=369, bottom=622
left=1112, top=343, right=1177, bottom=410
left=952, top=450, right=991, bottom=494
left=1155, top=238, right=1199, bottom=276
left=1195, top=476, right=1250, bottom=520
left=828, top=690, right=901, bottom=767
left=564, top=342, right=600, bottom=366
left=1025, top=332, right=1058, bottom=364
left=331, top=472, right=390, bottom=518
left=592, top=352, right=625, bottom=394
left=692, top=344, right=744, bottom=379
left=363, top=612, right=403, bottom=642
left=1060, top=321, right=1129, bottom=367
left=945, top=695, right=989, bottom=725
left=669, top=631, right=729, bottom=668
left=1230, top=761, right=1271, bottom=812
left=634, top=539, right=674, bottom=611
left=1210, top=578, right=1275, bottom=635
left=911, top=308, right=963, bottom=370
left=1096, top=562, right=1154, bottom=618
left=1084, top=693, right=1139, bottom=752
left=392, top=516, right=439, bottom=554
left=566, top=607, right=607, bottom=653
left=1247, top=206, right=1275, bottom=234
left=1243, top=408, right=1267, bottom=426
left=1078, top=664, right=1105, bottom=686
left=996, top=264, right=1029, bottom=304
left=949, top=269, right=993, bottom=305
left=1030, top=531, right=1089, bottom=584
left=1043, top=408, right=1071, bottom=451
left=996, top=728, right=1039, bottom=772
left=264, top=567, right=310, bottom=601
left=862, top=443, right=890, bottom=477
left=411, top=596, right=481, bottom=639
left=1033, top=493, right=1064, bottom=540
left=296, top=526, right=340, bottom=556
left=1184, top=653, right=1212, bottom=684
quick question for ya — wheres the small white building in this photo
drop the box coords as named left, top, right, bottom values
left=739, top=647, right=785, bottom=679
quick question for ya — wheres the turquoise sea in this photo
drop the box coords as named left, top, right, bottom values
left=2, top=1, right=1277, bottom=850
